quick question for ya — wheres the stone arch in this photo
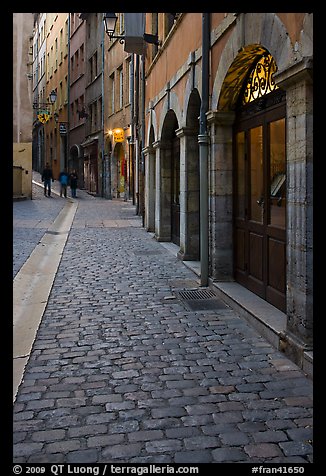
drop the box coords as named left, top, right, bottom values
left=157, top=109, right=180, bottom=244
left=186, top=88, right=201, bottom=128
left=161, top=109, right=179, bottom=141
left=146, top=108, right=158, bottom=148
left=158, top=91, right=182, bottom=138
left=70, top=144, right=83, bottom=158
left=145, top=124, right=156, bottom=232
left=69, top=144, right=84, bottom=187
left=183, top=64, right=202, bottom=122
left=211, top=13, right=293, bottom=111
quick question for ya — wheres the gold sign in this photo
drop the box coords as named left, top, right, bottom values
left=38, top=112, right=50, bottom=123
left=113, top=128, right=124, bottom=142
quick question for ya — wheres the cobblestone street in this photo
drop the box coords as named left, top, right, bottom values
left=12, top=176, right=313, bottom=464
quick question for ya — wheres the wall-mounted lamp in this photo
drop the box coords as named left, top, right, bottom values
left=103, top=13, right=160, bottom=46
left=33, top=89, right=57, bottom=110
left=103, top=13, right=124, bottom=43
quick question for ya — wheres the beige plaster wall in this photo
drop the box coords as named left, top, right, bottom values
left=13, top=143, right=33, bottom=198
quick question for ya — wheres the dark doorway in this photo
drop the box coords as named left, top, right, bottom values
left=171, top=135, right=180, bottom=245
left=161, top=109, right=180, bottom=246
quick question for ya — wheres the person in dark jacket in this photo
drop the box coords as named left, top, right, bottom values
left=69, top=170, right=78, bottom=198
left=41, top=162, right=54, bottom=197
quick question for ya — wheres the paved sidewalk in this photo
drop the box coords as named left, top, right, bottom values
left=13, top=181, right=313, bottom=464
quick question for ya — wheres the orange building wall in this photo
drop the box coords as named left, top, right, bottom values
left=145, top=12, right=309, bottom=135
left=278, top=13, right=306, bottom=44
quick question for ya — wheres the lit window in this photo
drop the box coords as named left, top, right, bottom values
left=243, top=54, right=278, bottom=104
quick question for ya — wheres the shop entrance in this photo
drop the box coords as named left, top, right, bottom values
left=234, top=89, right=286, bottom=311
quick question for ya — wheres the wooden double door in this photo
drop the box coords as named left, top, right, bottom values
left=234, top=97, right=286, bottom=312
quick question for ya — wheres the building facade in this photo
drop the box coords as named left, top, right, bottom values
left=25, top=12, right=313, bottom=371
left=79, top=13, right=104, bottom=196
left=44, top=13, right=69, bottom=180
left=143, top=13, right=313, bottom=370
left=32, top=13, right=47, bottom=174
left=13, top=12, right=34, bottom=199
left=69, top=13, right=87, bottom=188
left=103, top=13, right=134, bottom=200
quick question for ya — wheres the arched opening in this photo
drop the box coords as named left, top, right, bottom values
left=69, top=144, right=84, bottom=189
left=160, top=110, right=180, bottom=245
left=183, top=89, right=201, bottom=260
left=112, top=142, right=126, bottom=199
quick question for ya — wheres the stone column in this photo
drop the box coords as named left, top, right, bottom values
left=207, top=111, right=235, bottom=280
left=143, top=145, right=156, bottom=232
left=275, top=58, right=313, bottom=364
left=153, top=139, right=172, bottom=241
left=175, top=127, right=200, bottom=260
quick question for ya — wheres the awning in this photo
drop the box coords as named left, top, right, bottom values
left=80, top=135, right=99, bottom=148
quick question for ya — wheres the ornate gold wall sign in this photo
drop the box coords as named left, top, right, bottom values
left=113, top=128, right=124, bottom=142
left=37, top=111, right=50, bottom=123
left=242, top=54, right=278, bottom=105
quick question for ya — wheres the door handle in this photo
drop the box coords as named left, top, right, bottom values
left=257, top=196, right=264, bottom=207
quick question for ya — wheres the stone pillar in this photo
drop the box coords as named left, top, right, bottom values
left=143, top=145, right=156, bottom=231
left=275, top=58, right=313, bottom=364
left=175, top=127, right=200, bottom=260
left=153, top=140, right=172, bottom=241
left=207, top=111, right=235, bottom=280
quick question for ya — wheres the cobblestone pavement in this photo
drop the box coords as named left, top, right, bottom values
left=13, top=175, right=313, bottom=464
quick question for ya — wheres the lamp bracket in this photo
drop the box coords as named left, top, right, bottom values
left=109, top=34, right=125, bottom=44
left=33, top=102, right=54, bottom=110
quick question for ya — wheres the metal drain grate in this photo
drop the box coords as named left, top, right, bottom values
left=177, top=288, right=228, bottom=311
left=178, top=289, right=217, bottom=300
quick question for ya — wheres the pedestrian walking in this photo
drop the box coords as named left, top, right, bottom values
left=59, top=168, right=69, bottom=198
left=69, top=169, right=78, bottom=198
left=41, top=162, right=54, bottom=197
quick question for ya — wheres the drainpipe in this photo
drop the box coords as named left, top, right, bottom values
left=141, top=53, right=146, bottom=226
left=101, top=19, right=105, bottom=198
left=130, top=54, right=135, bottom=203
left=135, top=54, right=140, bottom=214
left=198, top=12, right=210, bottom=287
left=66, top=14, right=70, bottom=171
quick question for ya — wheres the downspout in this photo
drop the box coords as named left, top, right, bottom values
left=101, top=19, right=105, bottom=198
left=130, top=54, right=135, bottom=203
left=198, top=12, right=210, bottom=287
left=134, top=54, right=140, bottom=214
left=141, top=53, right=146, bottom=226
left=66, top=13, right=70, bottom=170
